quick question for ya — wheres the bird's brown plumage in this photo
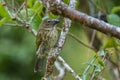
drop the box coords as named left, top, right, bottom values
left=34, top=18, right=59, bottom=72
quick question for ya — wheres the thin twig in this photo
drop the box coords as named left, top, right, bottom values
left=90, top=30, right=96, bottom=47
left=54, top=60, right=66, bottom=80
left=24, top=23, right=37, bottom=36
left=57, top=27, right=96, bottom=52
left=2, top=0, right=37, bottom=36
left=58, top=56, right=82, bottom=80
left=29, top=5, right=43, bottom=24
left=25, top=0, right=28, bottom=22
left=89, top=0, right=106, bottom=13
left=3, top=23, right=23, bottom=27
left=15, top=2, right=25, bottom=17
left=68, top=32, right=97, bottom=52
left=87, top=30, right=97, bottom=60
left=12, top=0, right=15, bottom=11
left=83, top=55, right=98, bottom=75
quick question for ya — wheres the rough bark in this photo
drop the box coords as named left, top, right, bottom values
left=41, top=0, right=120, bottom=39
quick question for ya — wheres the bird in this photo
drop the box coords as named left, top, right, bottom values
left=34, top=18, right=59, bottom=72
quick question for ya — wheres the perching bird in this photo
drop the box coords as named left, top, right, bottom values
left=34, top=18, right=59, bottom=72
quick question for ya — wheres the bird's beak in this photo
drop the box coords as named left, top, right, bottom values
left=53, top=19, right=59, bottom=24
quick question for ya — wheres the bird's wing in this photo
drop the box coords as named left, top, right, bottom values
left=36, top=30, right=42, bottom=51
left=36, top=29, right=47, bottom=56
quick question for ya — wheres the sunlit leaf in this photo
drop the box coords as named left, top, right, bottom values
left=98, top=60, right=104, bottom=67
left=0, top=3, right=10, bottom=18
left=76, top=0, right=80, bottom=9
left=0, top=17, right=7, bottom=26
left=20, top=9, right=41, bottom=30
left=103, top=37, right=120, bottom=49
left=63, top=0, right=70, bottom=4
left=32, top=1, right=43, bottom=15
left=111, top=6, right=120, bottom=15
left=27, top=0, right=34, bottom=8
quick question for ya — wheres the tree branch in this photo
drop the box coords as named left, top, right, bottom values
left=41, top=0, right=120, bottom=39
left=43, top=0, right=82, bottom=80
left=54, top=60, right=66, bottom=80
left=58, top=56, right=82, bottom=80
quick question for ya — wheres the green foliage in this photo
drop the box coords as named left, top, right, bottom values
left=111, top=6, right=120, bottom=15
left=0, top=3, right=10, bottom=18
left=20, top=9, right=41, bottom=30
left=27, top=0, right=34, bottom=8
left=63, top=0, right=70, bottom=4
left=97, top=50, right=105, bottom=67
left=98, top=60, right=104, bottom=67
left=42, top=13, right=58, bottom=19
left=103, top=37, right=120, bottom=49
left=49, top=13, right=58, bottom=19
left=94, top=0, right=114, bottom=13
left=0, top=17, right=7, bottom=26
left=0, top=3, right=10, bottom=26
left=107, top=14, right=120, bottom=27
left=82, top=55, right=97, bottom=79
left=0, top=27, right=39, bottom=80
left=82, top=54, right=105, bottom=80
left=18, top=0, right=44, bottom=30
left=32, top=1, right=43, bottom=15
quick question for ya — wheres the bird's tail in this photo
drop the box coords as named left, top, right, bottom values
left=34, top=56, right=46, bottom=72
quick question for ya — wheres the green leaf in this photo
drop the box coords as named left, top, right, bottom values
left=63, top=0, right=70, bottom=4
left=27, top=0, right=34, bottom=8
left=111, top=6, right=120, bottom=15
left=32, top=1, right=43, bottom=15
left=0, top=3, right=10, bottom=18
left=20, top=9, right=42, bottom=30
left=98, top=60, right=104, bottom=67
left=20, top=9, right=34, bottom=20
left=0, top=17, right=7, bottom=26
left=107, top=14, right=120, bottom=27
left=103, top=37, right=120, bottom=49
left=49, top=13, right=57, bottom=19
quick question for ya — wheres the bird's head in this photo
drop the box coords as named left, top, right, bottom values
left=41, top=18, right=59, bottom=28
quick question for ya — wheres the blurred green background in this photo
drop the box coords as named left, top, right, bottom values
left=0, top=22, right=92, bottom=80
left=0, top=0, right=120, bottom=80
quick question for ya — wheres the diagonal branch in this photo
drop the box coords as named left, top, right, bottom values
left=41, top=0, right=120, bottom=39
left=58, top=56, right=82, bottom=80
left=43, top=0, right=83, bottom=80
